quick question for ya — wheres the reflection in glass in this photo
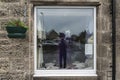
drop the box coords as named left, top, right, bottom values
left=37, top=8, right=94, bottom=70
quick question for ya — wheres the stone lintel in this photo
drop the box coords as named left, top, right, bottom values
left=30, top=1, right=101, bottom=6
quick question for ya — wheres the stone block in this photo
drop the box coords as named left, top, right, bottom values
left=11, top=43, right=29, bottom=53
left=116, top=34, right=120, bottom=43
left=96, top=31, right=102, bottom=44
left=116, top=1, right=120, bottom=18
left=97, top=57, right=101, bottom=70
left=0, top=39, right=29, bottom=53
left=0, top=9, right=9, bottom=17
left=9, top=4, right=28, bottom=17
left=30, top=46, right=34, bottom=57
left=97, top=45, right=108, bottom=57
left=0, top=45, right=12, bottom=52
left=0, top=73, right=10, bottom=80
left=107, top=52, right=112, bottom=59
left=116, top=72, right=120, bottom=80
left=100, top=58, right=109, bottom=71
left=34, top=77, right=97, bottom=80
left=0, top=51, right=10, bottom=58
left=0, top=39, right=11, bottom=45
left=0, top=3, right=9, bottom=9
left=107, top=71, right=112, bottom=77
left=107, top=77, right=112, bottom=80
left=97, top=71, right=109, bottom=80
left=0, top=0, right=19, bottom=2
left=30, top=0, right=100, bottom=2
left=10, top=58, right=25, bottom=71
left=0, top=58, right=9, bottom=73
left=116, top=59, right=120, bottom=72
left=101, top=3, right=111, bottom=16
left=0, top=31, right=8, bottom=38
left=116, top=44, right=120, bottom=57
left=100, top=0, right=110, bottom=3
left=0, top=19, right=9, bottom=30
left=9, top=51, right=29, bottom=58
left=10, top=38, right=28, bottom=44
left=101, top=32, right=112, bottom=44
left=24, top=73, right=33, bottom=80
left=9, top=72, right=25, bottom=80
left=10, top=58, right=29, bottom=71
left=116, top=18, right=120, bottom=32
left=29, top=57, right=34, bottom=71
left=101, top=17, right=111, bottom=31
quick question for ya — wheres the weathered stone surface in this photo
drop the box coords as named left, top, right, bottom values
left=107, top=71, right=112, bottom=77
left=0, top=0, right=19, bottom=2
left=0, top=52, right=10, bottom=58
left=102, top=32, right=112, bottom=44
left=9, top=72, right=25, bottom=80
left=116, top=18, right=120, bottom=32
left=100, top=58, right=109, bottom=71
left=101, top=17, right=111, bottom=31
left=116, top=48, right=120, bottom=72
left=96, top=58, right=101, bottom=71
left=96, top=31, right=102, bottom=44
left=97, top=45, right=108, bottom=57
left=116, top=1, right=120, bottom=18
left=0, top=45, right=12, bottom=51
left=9, top=51, right=29, bottom=58
left=0, top=4, right=9, bottom=9
left=0, top=39, right=29, bottom=52
left=0, top=31, right=8, bottom=38
left=0, top=39, right=11, bottom=45
left=0, top=19, right=9, bottom=30
left=0, top=58, right=9, bottom=73
left=116, top=0, right=120, bottom=80
left=97, top=71, right=107, bottom=80
left=102, top=3, right=111, bottom=15
left=10, top=44, right=29, bottom=52
left=0, top=9, right=9, bottom=17
left=30, top=0, right=87, bottom=2
left=34, top=77, right=97, bottom=80
left=0, top=0, right=113, bottom=80
left=116, top=34, right=120, bottom=44
left=0, top=73, right=10, bottom=80
left=116, top=44, right=120, bottom=56
left=9, top=5, right=25, bottom=17
left=10, top=58, right=26, bottom=71
left=8, top=4, right=28, bottom=17
left=116, top=72, right=120, bottom=80
left=107, top=77, right=112, bottom=80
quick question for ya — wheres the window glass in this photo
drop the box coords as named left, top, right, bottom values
left=36, top=7, right=95, bottom=70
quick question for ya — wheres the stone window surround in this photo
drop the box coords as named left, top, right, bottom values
left=30, top=1, right=100, bottom=6
left=31, top=1, right=100, bottom=77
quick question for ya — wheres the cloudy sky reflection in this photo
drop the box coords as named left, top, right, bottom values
left=37, top=8, right=94, bottom=35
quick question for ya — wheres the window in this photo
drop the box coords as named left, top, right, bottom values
left=34, top=6, right=96, bottom=76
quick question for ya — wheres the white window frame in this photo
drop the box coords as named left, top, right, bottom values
left=34, top=6, right=97, bottom=77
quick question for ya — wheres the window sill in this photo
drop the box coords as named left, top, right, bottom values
left=33, top=70, right=97, bottom=77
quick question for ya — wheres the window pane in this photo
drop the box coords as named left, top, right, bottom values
left=37, top=8, right=95, bottom=70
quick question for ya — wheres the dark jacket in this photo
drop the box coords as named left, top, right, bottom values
left=59, top=39, right=67, bottom=54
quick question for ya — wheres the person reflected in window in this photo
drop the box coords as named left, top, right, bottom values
left=59, top=33, right=67, bottom=68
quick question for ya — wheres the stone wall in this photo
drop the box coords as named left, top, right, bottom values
left=0, top=0, right=113, bottom=80
left=116, top=0, right=120, bottom=80
left=0, top=0, right=33, bottom=80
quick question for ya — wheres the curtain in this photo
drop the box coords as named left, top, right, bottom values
left=37, top=15, right=44, bottom=69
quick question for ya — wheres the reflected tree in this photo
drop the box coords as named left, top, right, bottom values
left=47, top=29, right=58, bottom=40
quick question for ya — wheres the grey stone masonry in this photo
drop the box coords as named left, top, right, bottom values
left=0, top=0, right=114, bottom=80
left=116, top=0, right=120, bottom=80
